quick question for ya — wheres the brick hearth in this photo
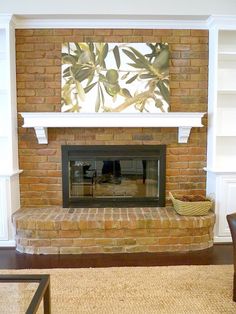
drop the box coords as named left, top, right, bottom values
left=13, top=207, right=215, bottom=254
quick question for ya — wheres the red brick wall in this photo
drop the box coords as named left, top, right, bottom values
left=16, top=29, right=208, bottom=207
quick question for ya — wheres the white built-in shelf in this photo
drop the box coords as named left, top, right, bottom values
left=0, top=169, right=23, bottom=177
left=218, top=90, right=236, bottom=95
left=216, top=133, right=236, bottom=137
left=218, top=52, right=236, bottom=60
left=20, top=112, right=205, bottom=144
left=217, top=107, right=236, bottom=135
left=204, top=167, right=236, bottom=174
left=216, top=134, right=236, bottom=137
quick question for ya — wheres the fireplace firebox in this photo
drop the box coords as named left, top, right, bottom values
left=62, top=145, right=166, bottom=207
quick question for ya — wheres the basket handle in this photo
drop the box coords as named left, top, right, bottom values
left=169, top=191, right=175, bottom=202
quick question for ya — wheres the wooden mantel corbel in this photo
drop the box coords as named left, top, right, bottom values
left=20, top=112, right=205, bottom=144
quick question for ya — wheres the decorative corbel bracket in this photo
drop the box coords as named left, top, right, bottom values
left=178, top=127, right=192, bottom=143
left=34, top=127, right=48, bottom=144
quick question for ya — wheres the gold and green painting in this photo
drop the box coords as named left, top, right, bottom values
left=61, top=42, right=169, bottom=113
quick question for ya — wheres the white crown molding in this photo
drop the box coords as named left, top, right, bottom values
left=207, top=15, right=236, bottom=29
left=0, top=13, right=14, bottom=28
left=13, top=15, right=209, bottom=29
left=2, top=13, right=236, bottom=30
left=20, top=112, right=205, bottom=144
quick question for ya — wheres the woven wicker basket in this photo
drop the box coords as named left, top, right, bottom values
left=169, top=192, right=212, bottom=216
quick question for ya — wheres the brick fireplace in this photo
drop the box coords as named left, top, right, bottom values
left=17, top=28, right=208, bottom=207
left=14, top=28, right=214, bottom=254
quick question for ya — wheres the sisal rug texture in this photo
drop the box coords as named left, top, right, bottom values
left=0, top=265, right=236, bottom=314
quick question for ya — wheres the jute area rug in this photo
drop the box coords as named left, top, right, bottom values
left=0, top=265, right=236, bottom=314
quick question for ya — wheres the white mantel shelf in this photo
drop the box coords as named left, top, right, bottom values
left=20, top=112, right=205, bottom=144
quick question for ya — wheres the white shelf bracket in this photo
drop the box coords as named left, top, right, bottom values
left=178, top=126, right=191, bottom=143
left=34, top=127, right=48, bottom=144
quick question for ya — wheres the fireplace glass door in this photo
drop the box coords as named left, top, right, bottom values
left=62, top=145, right=166, bottom=207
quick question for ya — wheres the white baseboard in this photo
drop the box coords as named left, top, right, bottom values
left=214, top=236, right=232, bottom=243
left=0, top=240, right=16, bottom=247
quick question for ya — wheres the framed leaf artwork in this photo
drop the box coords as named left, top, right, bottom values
left=61, top=42, right=169, bottom=113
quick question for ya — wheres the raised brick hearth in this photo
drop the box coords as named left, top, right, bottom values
left=13, top=207, right=215, bottom=254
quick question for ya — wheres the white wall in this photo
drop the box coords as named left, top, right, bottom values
left=0, top=16, right=20, bottom=246
left=0, top=0, right=236, bottom=17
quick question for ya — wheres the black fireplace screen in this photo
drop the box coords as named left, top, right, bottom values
left=62, top=145, right=166, bottom=207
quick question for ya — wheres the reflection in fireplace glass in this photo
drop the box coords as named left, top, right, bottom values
left=69, top=159, right=159, bottom=199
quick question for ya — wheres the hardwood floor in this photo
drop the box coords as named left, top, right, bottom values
left=0, top=244, right=233, bottom=269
